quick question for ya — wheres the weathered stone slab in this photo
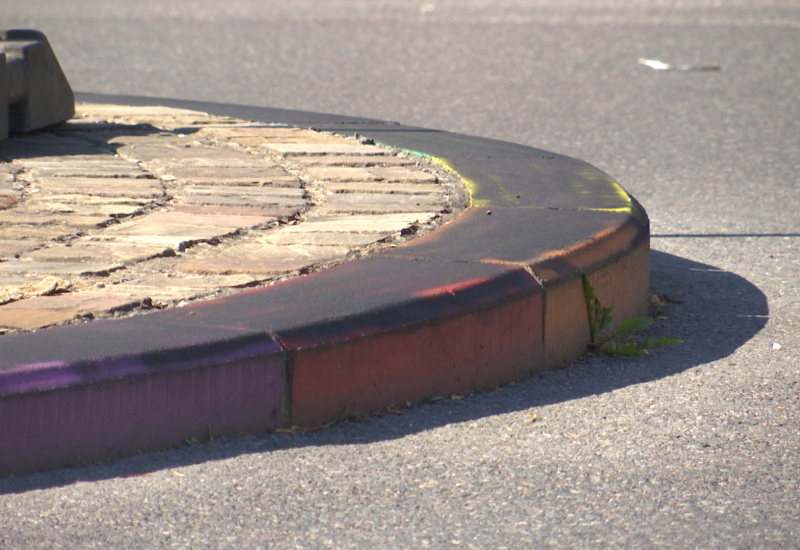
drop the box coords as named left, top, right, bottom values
left=182, top=194, right=306, bottom=209
left=32, top=177, right=163, bottom=198
left=261, top=231, right=390, bottom=247
left=0, top=191, right=19, bottom=209
left=321, top=192, right=446, bottom=214
left=265, top=143, right=387, bottom=156
left=304, top=166, right=375, bottom=182
left=26, top=194, right=152, bottom=207
left=155, top=165, right=301, bottom=187
left=183, top=186, right=307, bottom=209
left=199, top=125, right=346, bottom=144
left=116, top=142, right=251, bottom=163
left=0, top=225, right=81, bottom=241
left=291, top=155, right=414, bottom=168
left=366, top=166, right=439, bottom=183
left=175, top=243, right=350, bottom=275
left=305, top=165, right=438, bottom=184
left=278, top=213, right=426, bottom=233
left=24, top=157, right=146, bottom=178
left=111, top=273, right=258, bottom=302
left=102, top=221, right=240, bottom=239
left=0, top=239, right=37, bottom=259
left=322, top=181, right=443, bottom=194
left=0, top=211, right=111, bottom=227
left=172, top=204, right=296, bottom=218
left=0, top=163, right=16, bottom=183
left=21, top=242, right=172, bottom=264
left=75, top=104, right=207, bottom=119
left=0, top=291, right=146, bottom=330
left=184, top=185, right=306, bottom=198
left=22, top=200, right=144, bottom=217
left=0, top=258, right=123, bottom=276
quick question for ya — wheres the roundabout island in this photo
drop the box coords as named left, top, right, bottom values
left=0, top=43, right=649, bottom=475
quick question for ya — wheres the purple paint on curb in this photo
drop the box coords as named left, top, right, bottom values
left=0, top=343, right=287, bottom=476
left=0, top=318, right=281, bottom=396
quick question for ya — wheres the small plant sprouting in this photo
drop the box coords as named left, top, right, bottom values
left=582, top=275, right=682, bottom=357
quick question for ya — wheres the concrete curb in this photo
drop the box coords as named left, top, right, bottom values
left=0, top=94, right=649, bottom=476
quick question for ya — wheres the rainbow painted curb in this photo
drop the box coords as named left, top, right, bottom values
left=0, top=94, right=649, bottom=475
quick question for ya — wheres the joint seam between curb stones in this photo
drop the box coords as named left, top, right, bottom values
left=267, top=329, right=293, bottom=428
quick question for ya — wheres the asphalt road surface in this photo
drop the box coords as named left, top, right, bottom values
left=2, top=1, right=799, bottom=548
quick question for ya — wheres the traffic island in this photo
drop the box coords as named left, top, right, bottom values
left=0, top=34, right=649, bottom=475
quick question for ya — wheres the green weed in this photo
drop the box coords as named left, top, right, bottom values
left=582, top=275, right=682, bottom=357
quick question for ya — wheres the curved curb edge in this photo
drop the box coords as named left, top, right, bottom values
left=0, top=94, right=649, bottom=476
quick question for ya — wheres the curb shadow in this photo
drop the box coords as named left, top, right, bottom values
left=0, top=249, right=768, bottom=493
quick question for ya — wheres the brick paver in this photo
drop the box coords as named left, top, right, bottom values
left=0, top=104, right=467, bottom=332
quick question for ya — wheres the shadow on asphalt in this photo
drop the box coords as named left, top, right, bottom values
left=0, top=250, right=768, bottom=493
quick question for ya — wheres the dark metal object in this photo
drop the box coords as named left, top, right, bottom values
left=0, top=29, right=74, bottom=140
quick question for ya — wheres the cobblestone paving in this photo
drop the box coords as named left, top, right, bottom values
left=0, top=104, right=467, bottom=333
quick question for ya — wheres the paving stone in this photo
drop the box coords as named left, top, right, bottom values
left=200, top=126, right=347, bottom=144
left=111, top=273, right=258, bottom=302
left=141, top=210, right=275, bottom=229
left=102, top=221, right=240, bottom=240
left=182, top=194, right=306, bottom=209
left=172, top=205, right=295, bottom=219
left=117, top=142, right=252, bottom=163
left=22, top=200, right=145, bottom=217
left=0, top=211, right=112, bottom=227
left=76, top=104, right=208, bottom=119
left=0, top=240, right=40, bottom=259
left=175, top=243, right=351, bottom=275
left=26, top=194, right=153, bottom=207
left=304, top=166, right=375, bottom=182
left=0, top=291, right=147, bottom=330
left=366, top=166, right=439, bottom=183
left=154, top=165, right=301, bottom=187
left=32, top=177, right=163, bottom=198
left=291, top=155, right=415, bottom=168
left=184, top=185, right=306, bottom=199
left=183, top=186, right=308, bottom=209
left=0, top=225, right=82, bottom=242
left=0, top=192, right=19, bottom=210
left=320, top=192, right=446, bottom=214
left=24, top=158, right=147, bottom=178
left=0, top=163, right=16, bottom=182
left=265, top=143, right=388, bottom=156
left=322, top=181, right=443, bottom=194
left=0, top=309, right=78, bottom=331
left=261, top=231, right=390, bottom=247
left=132, top=146, right=259, bottom=166
left=0, top=259, right=124, bottom=276
left=97, top=235, right=211, bottom=250
left=279, top=213, right=428, bottom=233
left=305, top=165, right=438, bottom=184
left=77, top=108, right=232, bottom=131
left=21, top=242, right=172, bottom=264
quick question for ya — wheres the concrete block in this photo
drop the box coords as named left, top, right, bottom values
left=0, top=30, right=74, bottom=140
